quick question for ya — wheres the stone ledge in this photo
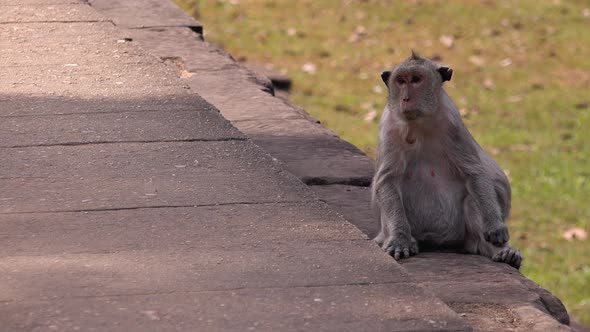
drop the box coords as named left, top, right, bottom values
left=117, top=23, right=375, bottom=186
left=89, top=0, right=202, bottom=32
left=87, top=0, right=574, bottom=330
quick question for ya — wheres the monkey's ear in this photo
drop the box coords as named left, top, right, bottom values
left=438, top=67, right=453, bottom=82
left=381, top=71, right=391, bottom=86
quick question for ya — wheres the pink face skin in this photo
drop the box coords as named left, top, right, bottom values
left=393, top=71, right=426, bottom=120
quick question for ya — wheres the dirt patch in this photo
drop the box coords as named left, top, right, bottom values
left=554, top=68, right=590, bottom=88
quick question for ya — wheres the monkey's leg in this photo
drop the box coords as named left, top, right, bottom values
left=380, top=210, right=419, bottom=260
left=371, top=183, right=388, bottom=246
left=373, top=213, right=388, bottom=247
left=463, top=196, right=523, bottom=269
left=375, top=182, right=418, bottom=260
left=464, top=175, right=510, bottom=246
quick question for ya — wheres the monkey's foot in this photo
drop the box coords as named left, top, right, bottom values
left=382, top=236, right=419, bottom=261
left=492, top=246, right=523, bottom=269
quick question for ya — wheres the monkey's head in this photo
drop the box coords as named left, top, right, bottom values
left=381, top=51, right=452, bottom=122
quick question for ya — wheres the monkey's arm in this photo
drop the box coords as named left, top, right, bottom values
left=448, top=131, right=509, bottom=246
left=373, top=171, right=418, bottom=259
left=465, top=172, right=509, bottom=245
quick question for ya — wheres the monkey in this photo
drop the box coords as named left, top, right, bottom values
left=371, top=51, right=523, bottom=269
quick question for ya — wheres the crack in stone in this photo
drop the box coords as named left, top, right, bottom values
left=125, top=25, right=202, bottom=31
left=2, top=280, right=420, bottom=304
left=0, top=109, right=205, bottom=119
left=0, top=200, right=312, bottom=215
left=1, top=137, right=247, bottom=149
left=0, top=20, right=108, bottom=25
left=303, top=176, right=372, bottom=187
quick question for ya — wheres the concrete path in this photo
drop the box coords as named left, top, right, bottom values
left=0, top=0, right=573, bottom=331
left=0, top=1, right=470, bottom=331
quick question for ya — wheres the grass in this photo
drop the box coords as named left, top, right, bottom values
left=174, top=0, right=590, bottom=324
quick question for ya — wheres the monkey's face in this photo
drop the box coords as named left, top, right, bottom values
left=390, top=67, right=438, bottom=121
left=381, top=54, right=452, bottom=123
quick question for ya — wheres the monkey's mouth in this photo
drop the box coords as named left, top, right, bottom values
left=402, top=110, right=422, bottom=121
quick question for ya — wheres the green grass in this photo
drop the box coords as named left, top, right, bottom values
left=175, top=0, right=590, bottom=324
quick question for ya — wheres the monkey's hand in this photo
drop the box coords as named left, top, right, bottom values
left=382, top=234, right=419, bottom=260
left=484, top=222, right=509, bottom=246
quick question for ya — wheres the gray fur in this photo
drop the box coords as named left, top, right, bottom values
left=372, top=53, right=523, bottom=268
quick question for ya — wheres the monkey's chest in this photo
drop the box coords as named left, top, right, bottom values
left=401, top=162, right=466, bottom=243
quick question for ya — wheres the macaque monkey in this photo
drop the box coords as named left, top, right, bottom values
left=372, top=51, right=522, bottom=268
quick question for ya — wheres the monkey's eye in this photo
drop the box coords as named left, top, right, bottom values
left=411, top=76, right=422, bottom=83
left=396, top=77, right=406, bottom=85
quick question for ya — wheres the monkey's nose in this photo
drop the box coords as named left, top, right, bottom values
left=403, top=97, right=410, bottom=102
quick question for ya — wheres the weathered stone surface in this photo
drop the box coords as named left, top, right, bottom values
left=2, top=62, right=181, bottom=90
left=123, top=27, right=238, bottom=72
left=2, top=0, right=575, bottom=330
left=0, top=0, right=85, bottom=4
left=0, top=19, right=203, bottom=121
left=89, top=0, right=201, bottom=30
left=105, top=23, right=315, bottom=124
left=401, top=253, right=571, bottom=328
left=0, top=4, right=104, bottom=23
left=0, top=76, right=189, bottom=102
left=400, top=252, right=523, bottom=284
left=0, top=91, right=199, bottom=116
left=0, top=109, right=244, bottom=148
left=112, top=1, right=571, bottom=328
left=121, top=27, right=280, bottom=107
left=0, top=141, right=313, bottom=213
left=1, top=284, right=470, bottom=332
left=0, top=241, right=410, bottom=302
left=246, top=63, right=293, bottom=91
left=245, top=63, right=292, bottom=91
left=451, top=303, right=522, bottom=332
left=400, top=254, right=538, bottom=305
left=310, top=184, right=378, bottom=238
left=128, top=26, right=280, bottom=97
left=0, top=203, right=364, bottom=257
left=0, top=22, right=154, bottom=67
left=305, top=187, right=570, bottom=329
left=237, top=119, right=374, bottom=185
left=134, top=27, right=374, bottom=186
left=514, top=305, right=572, bottom=331
left=572, top=320, right=590, bottom=332
left=423, top=280, right=539, bottom=305
left=183, top=72, right=308, bottom=121
left=0, top=1, right=476, bottom=331
left=451, top=303, right=572, bottom=332
left=518, top=275, right=571, bottom=325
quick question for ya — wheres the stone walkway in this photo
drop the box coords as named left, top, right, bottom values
left=0, top=0, right=573, bottom=331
